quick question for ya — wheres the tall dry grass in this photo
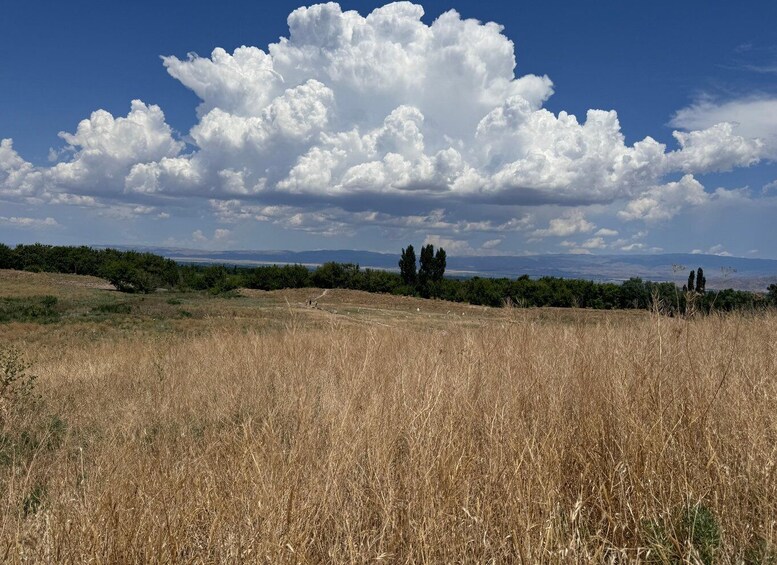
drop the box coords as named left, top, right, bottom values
left=2, top=309, right=776, bottom=562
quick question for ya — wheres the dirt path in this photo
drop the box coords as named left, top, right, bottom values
left=310, top=288, right=329, bottom=302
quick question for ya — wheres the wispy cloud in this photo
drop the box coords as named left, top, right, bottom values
left=0, top=216, right=59, bottom=228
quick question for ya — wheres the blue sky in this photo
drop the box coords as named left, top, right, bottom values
left=2, top=0, right=776, bottom=257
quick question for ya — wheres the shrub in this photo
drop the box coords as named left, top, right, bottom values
left=0, top=346, right=37, bottom=408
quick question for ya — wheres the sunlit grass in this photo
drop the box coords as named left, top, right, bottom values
left=1, top=270, right=775, bottom=562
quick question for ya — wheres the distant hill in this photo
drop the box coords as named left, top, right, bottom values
left=107, top=246, right=777, bottom=291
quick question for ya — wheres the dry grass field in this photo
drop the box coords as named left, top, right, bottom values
left=1, top=269, right=776, bottom=563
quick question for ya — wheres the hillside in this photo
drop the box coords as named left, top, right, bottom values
left=1, top=269, right=775, bottom=561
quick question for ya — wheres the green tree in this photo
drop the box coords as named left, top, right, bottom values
left=619, top=277, right=650, bottom=309
left=102, top=261, right=155, bottom=293
left=418, top=244, right=435, bottom=287
left=312, top=262, right=360, bottom=289
left=14, top=243, right=48, bottom=271
left=768, top=283, right=777, bottom=306
left=687, top=270, right=695, bottom=293
left=398, top=245, right=417, bottom=286
left=432, top=247, right=447, bottom=282
left=696, top=267, right=706, bottom=293
left=0, top=243, right=12, bottom=269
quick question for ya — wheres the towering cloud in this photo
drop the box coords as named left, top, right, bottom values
left=50, top=100, right=184, bottom=192
left=0, top=139, right=38, bottom=199
left=0, top=2, right=771, bottom=244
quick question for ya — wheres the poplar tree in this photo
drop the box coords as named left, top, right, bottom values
left=398, top=245, right=417, bottom=286
left=432, top=247, right=447, bottom=282
left=418, top=244, right=435, bottom=286
left=696, top=267, right=706, bottom=293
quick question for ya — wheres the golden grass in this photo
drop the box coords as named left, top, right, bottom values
left=1, top=273, right=776, bottom=562
left=0, top=269, right=114, bottom=299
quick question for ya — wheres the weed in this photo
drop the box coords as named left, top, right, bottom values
left=744, top=538, right=777, bottom=565
left=681, top=504, right=721, bottom=564
left=0, top=346, right=37, bottom=406
left=645, top=504, right=721, bottom=564
left=22, top=483, right=46, bottom=516
left=46, top=414, right=68, bottom=449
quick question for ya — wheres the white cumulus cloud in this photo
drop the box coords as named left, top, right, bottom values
left=666, top=123, right=764, bottom=173
left=50, top=100, right=183, bottom=192
left=671, top=96, right=777, bottom=159
left=618, top=175, right=708, bottom=222
left=0, top=139, right=39, bottom=199
left=532, top=210, right=595, bottom=238
left=0, top=2, right=772, bottom=247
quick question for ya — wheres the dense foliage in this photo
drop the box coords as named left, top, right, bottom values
left=0, top=243, right=178, bottom=293
left=0, top=242, right=773, bottom=313
left=398, top=245, right=417, bottom=286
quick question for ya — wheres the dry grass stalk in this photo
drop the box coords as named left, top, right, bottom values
left=1, top=301, right=776, bottom=562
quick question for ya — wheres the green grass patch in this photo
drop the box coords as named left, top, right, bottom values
left=0, top=296, right=60, bottom=324
left=0, top=414, right=68, bottom=467
left=645, top=503, right=722, bottom=564
left=94, top=302, right=132, bottom=315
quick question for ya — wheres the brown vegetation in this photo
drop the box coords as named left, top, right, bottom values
left=1, top=270, right=776, bottom=562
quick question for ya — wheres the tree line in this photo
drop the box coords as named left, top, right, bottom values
left=1, top=242, right=774, bottom=313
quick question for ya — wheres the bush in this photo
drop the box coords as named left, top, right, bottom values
left=0, top=346, right=37, bottom=408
